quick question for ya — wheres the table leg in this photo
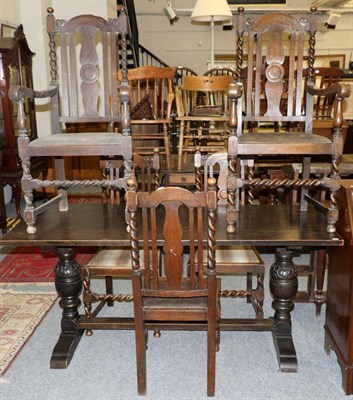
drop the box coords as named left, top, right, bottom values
left=270, top=247, right=298, bottom=372
left=50, top=247, right=84, bottom=369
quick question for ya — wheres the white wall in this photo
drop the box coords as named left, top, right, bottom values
left=0, top=0, right=21, bottom=26
left=136, top=11, right=353, bottom=74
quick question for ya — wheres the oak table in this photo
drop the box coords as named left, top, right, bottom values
left=0, top=203, right=343, bottom=373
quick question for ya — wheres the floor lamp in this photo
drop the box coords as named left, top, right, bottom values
left=191, top=0, right=232, bottom=69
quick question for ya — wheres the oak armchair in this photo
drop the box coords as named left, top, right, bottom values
left=9, top=7, right=132, bottom=234
left=226, top=7, right=351, bottom=234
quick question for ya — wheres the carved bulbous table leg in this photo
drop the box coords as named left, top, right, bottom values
left=270, top=248, right=298, bottom=372
left=50, top=247, right=84, bottom=368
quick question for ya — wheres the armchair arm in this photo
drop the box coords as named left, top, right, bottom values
left=8, top=84, right=58, bottom=102
left=307, top=82, right=351, bottom=159
left=8, top=85, right=58, bottom=139
left=119, top=83, right=131, bottom=135
left=228, top=82, right=243, bottom=132
left=307, top=82, right=351, bottom=136
left=306, top=82, right=351, bottom=99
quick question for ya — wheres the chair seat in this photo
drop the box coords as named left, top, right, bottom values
left=28, top=132, right=132, bottom=157
left=212, top=246, right=264, bottom=275
left=213, top=245, right=263, bottom=264
left=87, top=247, right=133, bottom=268
left=87, top=246, right=147, bottom=276
left=196, top=245, right=263, bottom=267
left=238, top=132, right=332, bottom=155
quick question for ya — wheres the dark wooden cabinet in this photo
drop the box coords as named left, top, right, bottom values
left=325, top=180, right=353, bottom=395
left=0, top=25, right=46, bottom=229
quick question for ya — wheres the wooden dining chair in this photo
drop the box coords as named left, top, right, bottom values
left=82, top=151, right=160, bottom=332
left=9, top=8, right=133, bottom=234
left=204, top=66, right=237, bottom=79
left=173, top=66, right=198, bottom=86
left=226, top=7, right=351, bottom=234
left=175, top=75, right=233, bottom=169
left=117, top=65, right=175, bottom=169
left=126, top=176, right=220, bottom=397
left=196, top=150, right=265, bottom=318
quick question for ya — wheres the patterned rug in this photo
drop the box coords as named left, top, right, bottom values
left=0, top=195, right=101, bottom=283
left=0, top=246, right=97, bottom=283
left=0, top=284, right=57, bottom=377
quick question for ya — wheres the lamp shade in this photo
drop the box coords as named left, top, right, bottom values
left=191, top=0, right=232, bottom=22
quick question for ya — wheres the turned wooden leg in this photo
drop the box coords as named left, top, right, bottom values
left=226, top=153, right=237, bottom=234
left=105, top=276, right=114, bottom=307
left=12, top=181, right=22, bottom=220
left=312, top=248, right=327, bottom=317
left=21, top=156, right=37, bottom=234
left=270, top=248, right=298, bottom=372
left=50, top=247, right=84, bottom=369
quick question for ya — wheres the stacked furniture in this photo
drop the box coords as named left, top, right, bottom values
left=175, top=75, right=233, bottom=169
left=119, top=66, right=175, bottom=169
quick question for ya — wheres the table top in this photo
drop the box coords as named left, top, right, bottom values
left=0, top=203, right=343, bottom=248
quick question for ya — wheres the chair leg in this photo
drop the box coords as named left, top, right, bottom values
left=135, top=320, right=147, bottom=395
left=162, top=122, right=171, bottom=170
left=246, top=271, right=264, bottom=319
left=246, top=272, right=252, bottom=304
left=255, top=272, right=265, bottom=319
left=178, top=120, right=185, bottom=169
left=207, top=283, right=218, bottom=397
left=105, top=276, right=114, bottom=307
left=207, top=319, right=216, bottom=397
left=81, top=266, right=93, bottom=337
left=133, top=276, right=147, bottom=395
left=313, top=248, right=327, bottom=317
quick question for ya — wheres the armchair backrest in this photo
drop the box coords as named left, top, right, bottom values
left=235, top=7, right=319, bottom=134
left=46, top=7, right=129, bottom=133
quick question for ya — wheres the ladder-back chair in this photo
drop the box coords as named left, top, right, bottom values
left=118, top=66, right=175, bottom=169
left=9, top=7, right=132, bottom=234
left=226, top=7, right=351, bottom=234
left=175, top=75, right=233, bottom=169
left=126, top=177, right=220, bottom=396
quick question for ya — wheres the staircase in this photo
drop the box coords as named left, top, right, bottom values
left=117, top=0, right=169, bottom=68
